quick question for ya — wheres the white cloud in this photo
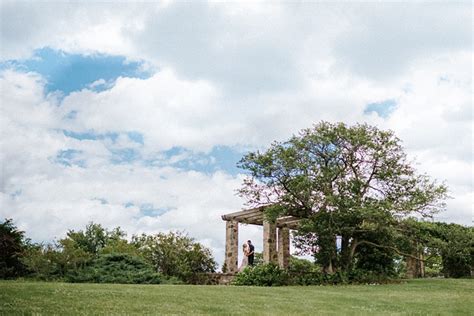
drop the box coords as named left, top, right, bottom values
left=0, top=1, right=472, bottom=267
left=0, top=71, right=242, bottom=265
left=332, top=2, right=471, bottom=80
left=0, top=1, right=150, bottom=60
left=59, top=68, right=227, bottom=152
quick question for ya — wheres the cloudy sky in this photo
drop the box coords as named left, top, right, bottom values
left=0, top=1, right=472, bottom=266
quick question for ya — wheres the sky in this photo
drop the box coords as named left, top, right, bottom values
left=0, top=0, right=472, bottom=268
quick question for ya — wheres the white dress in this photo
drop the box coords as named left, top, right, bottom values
left=239, top=254, right=248, bottom=271
left=239, top=244, right=249, bottom=272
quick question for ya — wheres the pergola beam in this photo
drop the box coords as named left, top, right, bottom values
left=221, top=207, right=264, bottom=221
left=222, top=208, right=302, bottom=228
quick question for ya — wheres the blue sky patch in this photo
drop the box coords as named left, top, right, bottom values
left=127, top=132, right=144, bottom=145
left=364, top=99, right=397, bottom=118
left=1, top=47, right=152, bottom=95
left=158, top=145, right=246, bottom=175
left=63, top=130, right=144, bottom=145
left=63, top=130, right=119, bottom=142
left=61, top=130, right=245, bottom=173
left=110, top=148, right=141, bottom=164
left=54, top=149, right=85, bottom=167
left=125, top=202, right=172, bottom=217
left=139, top=204, right=172, bottom=217
left=65, top=111, right=78, bottom=120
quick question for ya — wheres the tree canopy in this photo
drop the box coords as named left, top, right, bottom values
left=132, top=231, right=217, bottom=283
left=0, top=219, right=29, bottom=278
left=238, top=122, right=449, bottom=273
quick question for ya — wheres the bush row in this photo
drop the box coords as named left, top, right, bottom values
left=65, top=253, right=162, bottom=284
left=232, top=263, right=398, bottom=286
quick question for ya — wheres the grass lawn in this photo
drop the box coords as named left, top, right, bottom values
left=0, top=279, right=472, bottom=315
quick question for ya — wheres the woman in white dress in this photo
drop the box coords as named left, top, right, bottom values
left=239, top=242, right=249, bottom=271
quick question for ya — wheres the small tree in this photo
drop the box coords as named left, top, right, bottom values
left=132, top=231, right=217, bottom=282
left=238, top=122, right=448, bottom=274
left=62, top=223, right=126, bottom=255
left=25, top=222, right=135, bottom=279
left=0, top=219, right=28, bottom=278
left=399, top=220, right=473, bottom=278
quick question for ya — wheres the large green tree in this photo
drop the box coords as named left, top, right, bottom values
left=238, top=122, right=448, bottom=273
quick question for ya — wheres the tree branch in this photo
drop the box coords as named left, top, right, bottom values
left=356, top=240, right=430, bottom=262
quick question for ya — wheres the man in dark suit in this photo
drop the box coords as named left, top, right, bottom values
left=247, top=240, right=255, bottom=266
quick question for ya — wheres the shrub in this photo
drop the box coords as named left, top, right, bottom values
left=66, top=253, right=161, bottom=284
left=324, top=271, right=349, bottom=284
left=289, top=271, right=324, bottom=285
left=287, top=257, right=324, bottom=285
left=347, top=269, right=398, bottom=284
left=132, top=231, right=217, bottom=283
left=234, top=257, right=396, bottom=286
left=160, top=276, right=184, bottom=285
left=21, top=244, right=65, bottom=280
left=233, top=263, right=289, bottom=286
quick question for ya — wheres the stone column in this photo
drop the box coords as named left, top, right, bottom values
left=225, top=220, right=239, bottom=273
left=278, top=227, right=290, bottom=269
left=263, top=220, right=277, bottom=264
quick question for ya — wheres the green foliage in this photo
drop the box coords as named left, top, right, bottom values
left=132, top=231, right=217, bottom=283
left=100, top=238, right=139, bottom=256
left=21, top=244, right=65, bottom=280
left=287, top=256, right=324, bottom=285
left=233, top=260, right=394, bottom=286
left=0, top=219, right=28, bottom=278
left=252, top=252, right=264, bottom=266
left=233, top=263, right=289, bottom=286
left=61, top=223, right=127, bottom=256
left=66, top=253, right=161, bottom=284
left=346, top=269, right=397, bottom=284
left=353, top=230, right=397, bottom=276
left=238, top=122, right=448, bottom=274
left=436, top=223, right=473, bottom=278
left=287, top=256, right=316, bottom=272
left=56, top=238, right=93, bottom=273
left=284, top=256, right=394, bottom=285
left=17, top=221, right=217, bottom=284
left=396, top=220, right=473, bottom=278
left=425, top=222, right=471, bottom=278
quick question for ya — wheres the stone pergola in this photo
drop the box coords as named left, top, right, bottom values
left=221, top=206, right=302, bottom=273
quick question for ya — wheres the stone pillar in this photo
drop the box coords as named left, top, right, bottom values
left=263, top=220, right=277, bottom=264
left=278, top=227, right=290, bottom=269
left=225, top=220, right=239, bottom=273
left=419, top=251, right=425, bottom=278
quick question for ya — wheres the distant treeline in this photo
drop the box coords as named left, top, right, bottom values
left=0, top=218, right=472, bottom=286
left=0, top=219, right=216, bottom=284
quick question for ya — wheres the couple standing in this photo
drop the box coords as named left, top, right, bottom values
left=239, top=240, right=254, bottom=271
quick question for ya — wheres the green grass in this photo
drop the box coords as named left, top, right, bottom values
left=0, top=279, right=472, bottom=315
